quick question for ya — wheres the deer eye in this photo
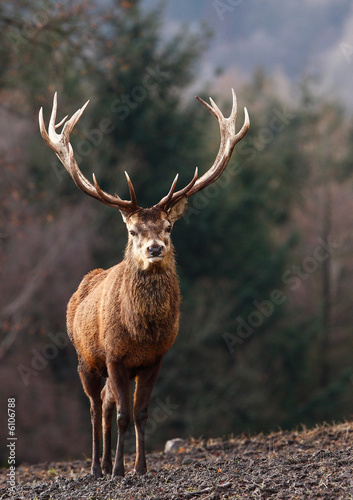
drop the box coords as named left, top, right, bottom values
left=129, top=230, right=137, bottom=236
left=165, top=226, right=171, bottom=233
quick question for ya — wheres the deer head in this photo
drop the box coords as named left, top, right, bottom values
left=121, top=203, right=187, bottom=271
left=39, top=91, right=249, bottom=270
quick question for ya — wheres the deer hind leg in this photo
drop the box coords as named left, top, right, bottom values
left=107, top=360, right=131, bottom=477
left=78, top=365, right=102, bottom=478
left=101, top=379, right=115, bottom=475
left=133, top=359, right=162, bottom=475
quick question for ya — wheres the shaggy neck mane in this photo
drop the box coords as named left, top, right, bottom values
left=121, top=243, right=179, bottom=325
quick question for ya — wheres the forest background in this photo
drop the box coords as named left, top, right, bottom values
left=1, top=0, right=353, bottom=464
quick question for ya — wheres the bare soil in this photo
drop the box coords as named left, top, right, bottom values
left=1, top=421, right=353, bottom=499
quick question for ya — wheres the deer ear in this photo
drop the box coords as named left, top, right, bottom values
left=120, top=210, right=129, bottom=222
left=167, top=196, right=188, bottom=223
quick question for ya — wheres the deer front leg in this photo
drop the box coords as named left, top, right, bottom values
left=101, top=379, right=116, bottom=475
left=78, top=367, right=102, bottom=478
left=133, top=359, right=162, bottom=475
left=107, top=360, right=131, bottom=477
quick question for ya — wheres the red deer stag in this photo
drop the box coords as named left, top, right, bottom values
left=39, top=90, right=249, bottom=478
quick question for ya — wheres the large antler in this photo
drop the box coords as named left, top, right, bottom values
left=156, top=89, right=249, bottom=211
left=39, top=92, right=139, bottom=213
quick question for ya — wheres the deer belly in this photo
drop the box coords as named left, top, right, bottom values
left=71, top=301, right=106, bottom=372
left=123, top=337, right=174, bottom=369
left=107, top=322, right=178, bottom=369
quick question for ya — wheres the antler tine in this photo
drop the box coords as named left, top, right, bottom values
left=209, top=96, right=224, bottom=120
left=62, top=100, right=90, bottom=142
left=39, top=107, right=50, bottom=146
left=156, top=174, right=179, bottom=209
left=124, top=171, right=138, bottom=209
left=156, top=167, right=198, bottom=210
left=92, top=173, right=116, bottom=204
left=195, top=96, right=217, bottom=119
left=91, top=173, right=135, bottom=211
left=39, top=93, right=140, bottom=213
left=230, top=88, right=238, bottom=121
left=55, top=115, right=68, bottom=129
left=234, top=106, right=250, bottom=142
left=48, top=91, right=58, bottom=137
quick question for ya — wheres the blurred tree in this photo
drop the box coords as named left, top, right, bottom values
left=276, top=84, right=353, bottom=427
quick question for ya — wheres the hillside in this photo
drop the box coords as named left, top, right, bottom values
left=1, top=421, right=353, bottom=499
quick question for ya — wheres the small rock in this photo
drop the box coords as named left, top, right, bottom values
left=164, top=438, right=186, bottom=453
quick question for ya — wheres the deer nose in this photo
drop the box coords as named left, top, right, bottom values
left=148, top=245, right=163, bottom=258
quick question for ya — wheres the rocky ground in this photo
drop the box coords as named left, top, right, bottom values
left=1, top=421, right=353, bottom=499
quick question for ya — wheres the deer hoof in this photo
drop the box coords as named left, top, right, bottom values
left=102, top=460, right=112, bottom=475
left=91, top=463, right=102, bottom=478
left=135, top=464, right=147, bottom=475
left=112, top=467, right=124, bottom=478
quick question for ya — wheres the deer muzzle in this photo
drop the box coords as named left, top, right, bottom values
left=147, top=245, right=164, bottom=258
